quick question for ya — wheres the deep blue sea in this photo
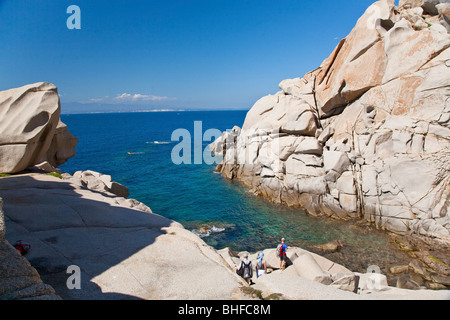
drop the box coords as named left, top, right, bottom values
left=60, top=111, right=409, bottom=273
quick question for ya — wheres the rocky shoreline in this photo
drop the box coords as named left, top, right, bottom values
left=1, top=170, right=449, bottom=300
left=186, top=198, right=450, bottom=290
left=1, top=0, right=449, bottom=301
left=387, top=232, right=450, bottom=289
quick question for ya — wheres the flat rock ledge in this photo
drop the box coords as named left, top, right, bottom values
left=1, top=173, right=449, bottom=300
left=0, top=173, right=246, bottom=300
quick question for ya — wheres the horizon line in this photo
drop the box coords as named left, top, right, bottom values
left=61, top=108, right=250, bottom=115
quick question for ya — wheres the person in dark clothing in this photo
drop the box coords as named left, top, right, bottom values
left=237, top=253, right=253, bottom=284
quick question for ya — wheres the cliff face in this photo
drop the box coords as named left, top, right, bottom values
left=212, top=0, right=450, bottom=242
left=0, top=82, right=78, bottom=174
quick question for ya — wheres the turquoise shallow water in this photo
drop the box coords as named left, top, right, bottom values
left=60, top=111, right=410, bottom=273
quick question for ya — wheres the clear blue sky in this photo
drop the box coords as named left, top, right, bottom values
left=0, top=0, right=378, bottom=113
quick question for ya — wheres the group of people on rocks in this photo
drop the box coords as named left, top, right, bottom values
left=236, top=238, right=292, bottom=284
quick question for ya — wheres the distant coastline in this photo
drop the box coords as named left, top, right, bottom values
left=61, top=108, right=250, bottom=115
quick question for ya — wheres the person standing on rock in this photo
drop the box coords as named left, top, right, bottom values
left=278, top=238, right=292, bottom=270
left=237, top=253, right=253, bottom=284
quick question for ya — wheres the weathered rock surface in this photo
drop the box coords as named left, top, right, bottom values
left=0, top=197, right=60, bottom=300
left=0, top=82, right=77, bottom=174
left=0, top=173, right=246, bottom=300
left=313, top=240, right=344, bottom=253
left=67, top=170, right=131, bottom=200
left=212, top=0, right=450, bottom=243
left=219, top=246, right=450, bottom=299
left=0, top=198, right=5, bottom=241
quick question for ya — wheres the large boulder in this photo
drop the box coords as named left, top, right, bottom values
left=292, top=252, right=333, bottom=285
left=213, top=0, right=450, bottom=242
left=0, top=82, right=77, bottom=174
left=0, top=239, right=61, bottom=300
left=70, top=170, right=131, bottom=199
left=46, top=120, right=78, bottom=168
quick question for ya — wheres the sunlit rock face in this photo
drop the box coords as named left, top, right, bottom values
left=0, top=82, right=78, bottom=174
left=211, top=0, right=450, bottom=241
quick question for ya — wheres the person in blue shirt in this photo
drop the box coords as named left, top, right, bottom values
left=279, top=238, right=292, bottom=270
